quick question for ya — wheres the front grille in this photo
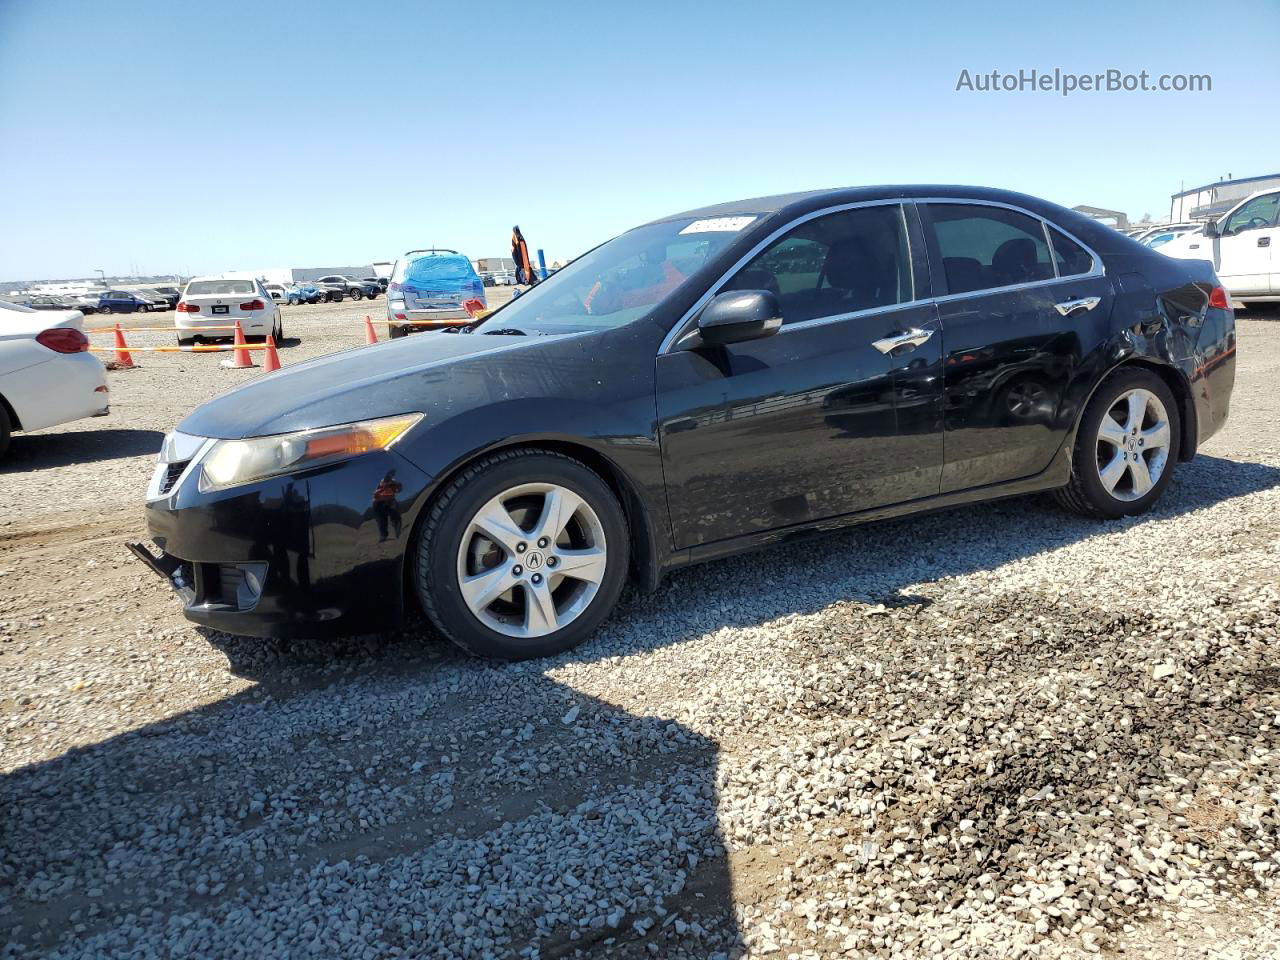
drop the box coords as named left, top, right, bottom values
left=159, top=460, right=190, bottom=495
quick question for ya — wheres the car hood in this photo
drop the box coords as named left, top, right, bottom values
left=177, top=331, right=579, bottom=440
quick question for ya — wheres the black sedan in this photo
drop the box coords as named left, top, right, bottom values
left=132, top=185, right=1236, bottom=659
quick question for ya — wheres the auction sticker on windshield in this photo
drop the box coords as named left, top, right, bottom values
left=679, top=216, right=757, bottom=234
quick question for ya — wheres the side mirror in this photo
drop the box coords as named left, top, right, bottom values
left=1202, top=219, right=1220, bottom=239
left=689, top=290, right=782, bottom=348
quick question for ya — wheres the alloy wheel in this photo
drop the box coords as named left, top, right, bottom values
left=1095, top=388, right=1172, bottom=501
left=455, top=482, right=608, bottom=639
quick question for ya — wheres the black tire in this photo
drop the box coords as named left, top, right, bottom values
left=1054, top=367, right=1181, bottom=519
left=413, top=450, right=629, bottom=660
left=98, top=304, right=112, bottom=315
left=350, top=288, right=364, bottom=301
left=0, top=401, right=11, bottom=460
left=388, top=324, right=406, bottom=339
left=177, top=336, right=193, bottom=346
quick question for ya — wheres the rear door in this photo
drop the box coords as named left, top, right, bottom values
left=919, top=201, right=1113, bottom=493
left=656, top=202, right=945, bottom=549
left=1215, top=191, right=1279, bottom=295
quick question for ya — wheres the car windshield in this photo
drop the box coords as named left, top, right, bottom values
left=471, top=217, right=752, bottom=335
left=186, top=280, right=255, bottom=295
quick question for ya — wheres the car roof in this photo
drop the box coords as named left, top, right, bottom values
left=644, top=184, right=1076, bottom=225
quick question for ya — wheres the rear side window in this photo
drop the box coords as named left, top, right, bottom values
left=185, top=280, right=255, bottom=296
left=927, top=204, right=1054, bottom=294
left=722, top=204, right=914, bottom=325
left=1048, top=226, right=1095, bottom=277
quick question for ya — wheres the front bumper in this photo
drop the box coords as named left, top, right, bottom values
left=136, top=445, right=431, bottom=639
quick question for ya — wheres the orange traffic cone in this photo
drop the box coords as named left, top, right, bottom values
left=364, top=315, right=378, bottom=345
left=112, top=324, right=135, bottom=368
left=263, top=335, right=281, bottom=373
left=230, top=321, right=255, bottom=368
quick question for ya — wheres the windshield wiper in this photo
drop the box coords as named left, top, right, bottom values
left=480, top=327, right=529, bottom=336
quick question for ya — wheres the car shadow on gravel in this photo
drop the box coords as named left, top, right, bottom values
left=0, top=428, right=164, bottom=473
left=1, top=636, right=743, bottom=959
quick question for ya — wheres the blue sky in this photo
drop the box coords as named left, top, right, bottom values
left=1, top=0, right=1275, bottom=279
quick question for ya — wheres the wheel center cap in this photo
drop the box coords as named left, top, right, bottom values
left=1126, top=438, right=1137, bottom=451
left=525, top=551, right=544, bottom=571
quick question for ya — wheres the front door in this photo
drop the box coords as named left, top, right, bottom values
left=1215, top=191, right=1279, bottom=296
left=918, top=202, right=1110, bottom=492
left=656, top=203, right=944, bottom=550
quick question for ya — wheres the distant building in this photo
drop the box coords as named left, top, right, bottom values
left=1170, top=173, right=1280, bottom=222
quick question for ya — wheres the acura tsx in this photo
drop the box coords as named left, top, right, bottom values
left=131, top=186, right=1236, bottom=659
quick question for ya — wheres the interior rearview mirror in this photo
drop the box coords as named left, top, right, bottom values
left=687, top=290, right=782, bottom=349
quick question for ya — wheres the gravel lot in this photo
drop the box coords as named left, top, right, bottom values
left=1, top=308, right=1278, bottom=959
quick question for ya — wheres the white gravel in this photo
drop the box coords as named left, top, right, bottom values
left=1, top=315, right=1278, bottom=959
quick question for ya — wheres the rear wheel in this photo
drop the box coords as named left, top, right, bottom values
left=414, top=450, right=628, bottom=660
left=1055, top=368, right=1180, bottom=519
left=98, top=305, right=112, bottom=315
left=388, top=324, right=406, bottom=339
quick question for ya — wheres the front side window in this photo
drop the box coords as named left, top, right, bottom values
left=928, top=204, right=1054, bottom=295
left=721, top=204, right=913, bottom=324
left=1223, top=192, right=1280, bottom=236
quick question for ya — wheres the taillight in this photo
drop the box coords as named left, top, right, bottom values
left=239, top=299, right=266, bottom=311
left=1208, top=286, right=1230, bottom=310
left=388, top=282, right=402, bottom=293
left=36, top=327, right=89, bottom=353
left=177, top=301, right=200, bottom=313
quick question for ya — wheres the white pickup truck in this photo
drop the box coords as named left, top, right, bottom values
left=1157, top=188, right=1280, bottom=308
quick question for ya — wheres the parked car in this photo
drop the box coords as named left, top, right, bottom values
left=264, top=284, right=288, bottom=304
left=316, top=275, right=379, bottom=301
left=362, top=276, right=389, bottom=293
left=27, top=295, right=83, bottom=311
left=95, top=290, right=156, bottom=314
left=0, top=299, right=109, bottom=460
left=175, top=276, right=282, bottom=344
left=386, top=249, right=486, bottom=337
left=152, top=285, right=183, bottom=306
left=130, top=288, right=173, bottom=312
left=286, top=283, right=324, bottom=305
left=1157, top=188, right=1280, bottom=309
left=132, top=185, right=1235, bottom=660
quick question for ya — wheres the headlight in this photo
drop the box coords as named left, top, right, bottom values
left=197, top=413, right=422, bottom=493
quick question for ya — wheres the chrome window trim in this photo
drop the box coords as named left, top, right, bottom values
left=657, top=196, right=1105, bottom=355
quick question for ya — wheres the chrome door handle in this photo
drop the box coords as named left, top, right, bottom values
left=1259, top=237, right=1271, bottom=248
left=1054, top=296, right=1101, bottom=317
left=872, top=327, right=934, bottom=354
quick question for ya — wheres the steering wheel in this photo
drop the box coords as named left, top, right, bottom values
left=1246, top=216, right=1271, bottom=230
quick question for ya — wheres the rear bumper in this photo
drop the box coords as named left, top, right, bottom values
left=8, top=354, right=109, bottom=432
left=176, top=315, right=271, bottom=334
left=139, top=449, right=431, bottom=639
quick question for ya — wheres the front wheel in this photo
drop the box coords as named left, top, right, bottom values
left=414, top=450, right=628, bottom=660
left=1055, top=368, right=1180, bottom=519
left=350, top=288, right=364, bottom=301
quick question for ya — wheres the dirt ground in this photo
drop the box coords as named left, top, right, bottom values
left=1, top=306, right=1277, bottom=959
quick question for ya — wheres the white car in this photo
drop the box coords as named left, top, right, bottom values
left=1158, top=188, right=1280, bottom=308
left=175, top=276, right=283, bottom=344
left=0, top=300, right=109, bottom=459
left=264, top=283, right=287, bottom=304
